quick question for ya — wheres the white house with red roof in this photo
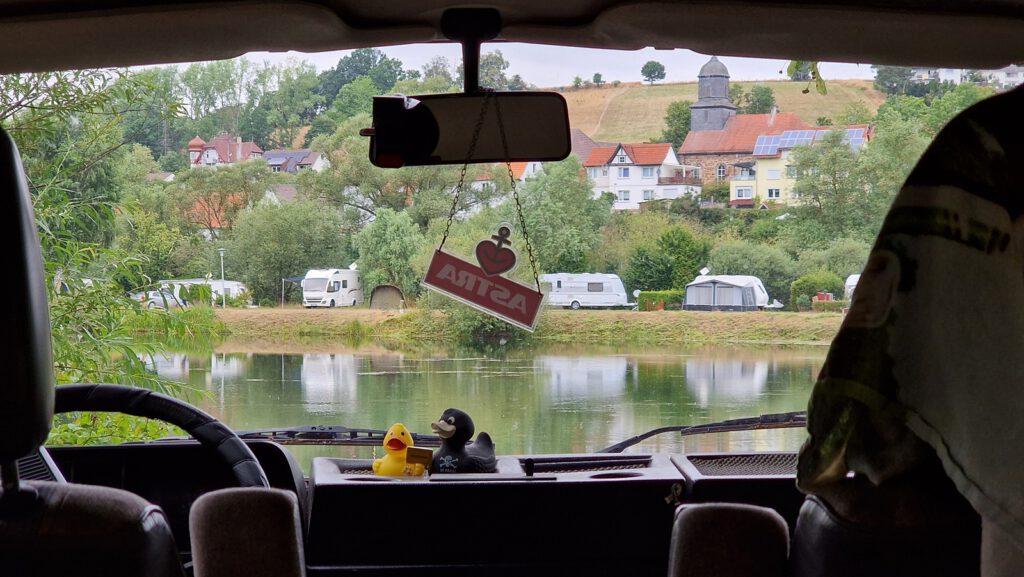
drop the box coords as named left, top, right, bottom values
left=188, top=133, right=263, bottom=168
left=583, top=143, right=701, bottom=210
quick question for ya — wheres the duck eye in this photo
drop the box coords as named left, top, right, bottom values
left=400, top=431, right=405, bottom=436
left=447, top=417, right=455, bottom=424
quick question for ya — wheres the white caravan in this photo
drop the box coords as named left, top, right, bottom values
left=302, top=268, right=363, bottom=308
left=540, top=273, right=629, bottom=309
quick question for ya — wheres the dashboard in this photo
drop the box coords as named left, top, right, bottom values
left=41, top=442, right=804, bottom=576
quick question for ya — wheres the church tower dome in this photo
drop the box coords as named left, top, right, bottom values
left=691, top=56, right=736, bottom=131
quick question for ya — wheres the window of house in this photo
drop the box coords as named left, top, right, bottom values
left=786, top=165, right=797, bottom=178
left=587, top=168, right=598, bottom=178
left=616, top=155, right=627, bottom=163
left=587, top=283, right=604, bottom=292
left=736, top=187, right=753, bottom=199
left=618, top=190, right=630, bottom=201
left=618, top=167, right=630, bottom=178
left=643, top=190, right=654, bottom=200
left=716, top=164, right=727, bottom=179
left=642, top=167, right=654, bottom=178
left=767, top=169, right=781, bottom=180
left=601, top=167, right=608, bottom=176
left=271, top=166, right=281, bottom=172
left=768, top=188, right=781, bottom=199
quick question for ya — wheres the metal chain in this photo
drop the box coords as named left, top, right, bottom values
left=438, top=92, right=493, bottom=252
left=494, top=96, right=542, bottom=293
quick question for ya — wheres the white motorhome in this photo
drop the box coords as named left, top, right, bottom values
left=302, top=268, right=363, bottom=308
left=540, top=273, right=629, bottom=310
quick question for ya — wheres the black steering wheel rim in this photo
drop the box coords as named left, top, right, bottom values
left=54, top=384, right=269, bottom=488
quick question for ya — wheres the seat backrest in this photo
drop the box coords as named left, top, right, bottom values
left=190, top=487, right=306, bottom=577
left=0, top=125, right=183, bottom=577
left=667, top=503, right=789, bottom=577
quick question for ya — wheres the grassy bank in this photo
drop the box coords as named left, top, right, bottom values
left=216, top=307, right=842, bottom=347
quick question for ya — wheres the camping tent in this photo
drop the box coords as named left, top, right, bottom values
left=369, top=285, right=405, bottom=310
left=684, top=275, right=770, bottom=311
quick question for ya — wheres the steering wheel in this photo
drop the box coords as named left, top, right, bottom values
left=55, top=384, right=269, bottom=487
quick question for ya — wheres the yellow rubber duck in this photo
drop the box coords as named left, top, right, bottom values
left=372, top=423, right=425, bottom=477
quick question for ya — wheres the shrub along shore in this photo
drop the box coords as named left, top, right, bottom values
left=215, top=307, right=843, bottom=347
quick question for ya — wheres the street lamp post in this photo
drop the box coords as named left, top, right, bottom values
left=218, top=247, right=226, bottom=308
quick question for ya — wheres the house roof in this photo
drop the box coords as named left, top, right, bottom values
left=509, top=161, right=529, bottom=180
left=679, top=112, right=810, bottom=155
left=583, top=143, right=674, bottom=167
left=272, top=184, right=299, bottom=203
left=570, top=128, right=613, bottom=163
left=264, top=149, right=313, bottom=173
left=205, top=133, right=263, bottom=164
left=144, top=171, right=175, bottom=182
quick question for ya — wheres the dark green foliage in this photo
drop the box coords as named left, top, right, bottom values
left=638, top=290, right=685, bottom=311
left=662, top=101, right=692, bottom=148
left=709, top=240, right=796, bottom=308
left=622, top=246, right=675, bottom=292
left=744, top=85, right=777, bottom=114
left=790, top=271, right=844, bottom=311
left=641, top=61, right=666, bottom=85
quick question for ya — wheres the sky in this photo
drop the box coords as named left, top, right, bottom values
left=244, top=43, right=876, bottom=87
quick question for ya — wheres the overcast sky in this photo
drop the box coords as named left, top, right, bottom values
left=245, top=43, right=876, bottom=86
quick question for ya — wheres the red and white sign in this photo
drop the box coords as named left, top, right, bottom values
left=423, top=246, right=544, bottom=332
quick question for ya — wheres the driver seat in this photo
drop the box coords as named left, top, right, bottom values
left=0, top=127, right=184, bottom=577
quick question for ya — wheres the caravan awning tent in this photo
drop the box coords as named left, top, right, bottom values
left=684, top=275, right=770, bottom=311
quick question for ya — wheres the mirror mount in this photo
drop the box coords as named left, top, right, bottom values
left=440, top=8, right=502, bottom=94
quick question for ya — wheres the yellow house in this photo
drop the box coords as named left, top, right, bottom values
left=729, top=126, right=871, bottom=207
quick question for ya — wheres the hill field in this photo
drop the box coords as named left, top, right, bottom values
left=562, top=79, right=886, bottom=143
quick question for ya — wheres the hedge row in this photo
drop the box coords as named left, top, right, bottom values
left=638, top=290, right=685, bottom=311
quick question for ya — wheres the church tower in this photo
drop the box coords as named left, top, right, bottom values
left=690, top=56, right=736, bottom=132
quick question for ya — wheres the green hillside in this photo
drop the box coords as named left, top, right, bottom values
left=562, top=79, right=886, bottom=143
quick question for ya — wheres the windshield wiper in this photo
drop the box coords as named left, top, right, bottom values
left=597, top=411, right=807, bottom=454
left=235, top=425, right=441, bottom=447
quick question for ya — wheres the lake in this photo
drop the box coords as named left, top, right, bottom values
left=152, top=342, right=826, bottom=469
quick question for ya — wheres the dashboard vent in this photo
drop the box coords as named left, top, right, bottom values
left=688, top=453, right=796, bottom=477
left=521, top=455, right=651, bottom=474
left=17, top=450, right=57, bottom=482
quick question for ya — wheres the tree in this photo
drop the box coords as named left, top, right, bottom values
left=789, top=129, right=868, bottom=241
left=266, top=61, right=322, bottom=148
left=508, top=157, right=613, bottom=273
left=621, top=246, right=675, bottom=292
left=172, top=161, right=271, bottom=238
left=744, top=85, right=776, bottom=114
left=641, top=61, right=666, bottom=85
left=657, top=226, right=712, bottom=288
left=329, top=75, right=380, bottom=121
left=572, top=76, right=584, bottom=90
left=457, top=50, right=513, bottom=91
left=230, top=201, right=352, bottom=302
left=592, top=73, right=605, bottom=87
left=316, top=48, right=410, bottom=108
left=422, top=56, right=454, bottom=85
left=790, top=271, right=845, bottom=310
left=355, top=208, right=424, bottom=295
left=661, top=100, right=693, bottom=148
left=709, top=240, right=797, bottom=307
left=507, top=74, right=530, bottom=91
left=729, top=84, right=746, bottom=109
left=788, top=61, right=812, bottom=81
left=796, top=239, right=870, bottom=279
left=872, top=65, right=914, bottom=94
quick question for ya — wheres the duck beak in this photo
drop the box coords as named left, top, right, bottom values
left=431, top=420, right=455, bottom=439
left=386, top=437, right=407, bottom=451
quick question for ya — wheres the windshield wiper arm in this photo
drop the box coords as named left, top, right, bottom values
left=597, top=411, right=807, bottom=454
left=235, top=425, right=442, bottom=447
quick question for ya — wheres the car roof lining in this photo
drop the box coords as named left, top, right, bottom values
left=0, top=1, right=1022, bottom=73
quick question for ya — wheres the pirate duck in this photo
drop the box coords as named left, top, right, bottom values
left=429, top=408, right=497, bottom=474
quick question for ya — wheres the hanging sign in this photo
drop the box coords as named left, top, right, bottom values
left=423, top=225, right=544, bottom=332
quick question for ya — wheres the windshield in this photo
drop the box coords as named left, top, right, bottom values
left=304, top=279, right=328, bottom=292
left=19, top=44, right=1008, bottom=466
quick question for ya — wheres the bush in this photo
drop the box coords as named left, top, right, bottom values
left=790, top=270, right=845, bottom=311
left=638, top=290, right=685, bottom=311
left=796, top=295, right=812, bottom=311
left=812, top=300, right=849, bottom=313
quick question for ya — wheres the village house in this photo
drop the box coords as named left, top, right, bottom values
left=188, top=133, right=263, bottom=167
left=584, top=142, right=701, bottom=210
left=679, top=56, right=811, bottom=185
left=263, top=149, right=330, bottom=173
left=728, top=125, right=872, bottom=207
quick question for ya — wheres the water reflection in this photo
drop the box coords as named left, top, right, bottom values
left=685, top=359, right=769, bottom=407
left=149, top=344, right=824, bottom=467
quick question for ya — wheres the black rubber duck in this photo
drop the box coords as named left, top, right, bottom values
left=429, top=408, right=497, bottom=474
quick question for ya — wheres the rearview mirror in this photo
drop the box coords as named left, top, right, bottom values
left=361, top=92, right=571, bottom=168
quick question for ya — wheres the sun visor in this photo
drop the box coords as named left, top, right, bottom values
left=0, top=128, right=54, bottom=461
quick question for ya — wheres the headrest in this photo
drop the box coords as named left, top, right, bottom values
left=0, top=128, right=54, bottom=462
